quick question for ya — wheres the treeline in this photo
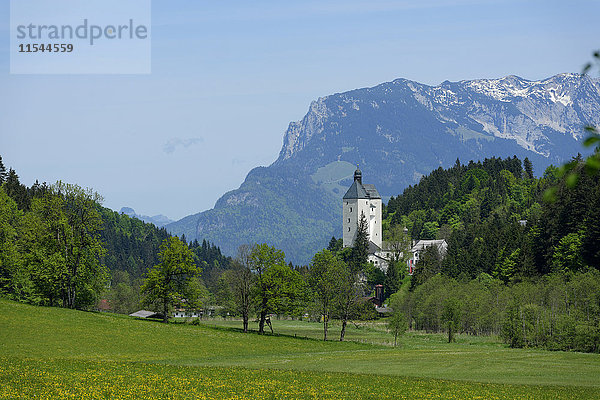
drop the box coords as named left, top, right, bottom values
left=187, top=237, right=232, bottom=291
left=390, top=271, right=600, bottom=353
left=0, top=156, right=230, bottom=312
left=0, top=176, right=107, bottom=308
left=100, top=208, right=170, bottom=279
left=382, top=155, right=600, bottom=352
left=99, top=237, right=231, bottom=316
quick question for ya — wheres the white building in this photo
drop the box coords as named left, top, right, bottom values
left=408, top=239, right=448, bottom=275
left=367, top=242, right=402, bottom=273
left=343, top=167, right=396, bottom=271
left=343, top=167, right=382, bottom=249
left=172, top=309, right=201, bottom=318
left=342, top=167, right=447, bottom=274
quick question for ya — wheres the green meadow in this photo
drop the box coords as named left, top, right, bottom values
left=1, top=299, right=599, bottom=399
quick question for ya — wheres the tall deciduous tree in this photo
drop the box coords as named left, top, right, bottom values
left=335, top=265, right=358, bottom=342
left=387, top=306, right=407, bottom=347
left=309, top=249, right=345, bottom=340
left=0, top=187, right=26, bottom=298
left=141, top=236, right=201, bottom=323
left=250, top=243, right=306, bottom=334
left=60, top=182, right=107, bottom=308
left=226, top=244, right=253, bottom=332
left=29, top=182, right=108, bottom=309
left=442, top=297, right=462, bottom=343
left=385, top=224, right=411, bottom=263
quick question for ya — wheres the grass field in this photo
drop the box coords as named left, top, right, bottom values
left=1, top=299, right=599, bottom=399
left=194, top=317, right=502, bottom=346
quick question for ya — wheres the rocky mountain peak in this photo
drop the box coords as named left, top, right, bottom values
left=277, top=74, right=600, bottom=163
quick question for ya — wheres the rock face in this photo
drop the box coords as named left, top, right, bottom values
left=167, top=73, right=600, bottom=264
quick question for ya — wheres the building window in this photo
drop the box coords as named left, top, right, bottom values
left=348, top=227, right=351, bottom=232
left=350, top=207, right=352, bottom=212
left=347, top=218, right=350, bottom=223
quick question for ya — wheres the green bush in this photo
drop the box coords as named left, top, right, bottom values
left=573, top=323, right=600, bottom=353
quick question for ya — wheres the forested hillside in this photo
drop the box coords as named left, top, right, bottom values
left=385, top=155, right=599, bottom=283
left=383, top=155, right=600, bottom=352
left=0, top=156, right=230, bottom=312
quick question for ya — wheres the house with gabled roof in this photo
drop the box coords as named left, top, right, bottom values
left=407, top=239, right=448, bottom=275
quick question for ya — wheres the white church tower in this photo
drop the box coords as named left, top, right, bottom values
left=342, top=167, right=382, bottom=249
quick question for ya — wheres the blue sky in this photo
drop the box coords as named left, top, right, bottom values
left=0, top=0, right=599, bottom=220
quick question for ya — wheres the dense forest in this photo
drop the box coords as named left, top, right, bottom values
left=0, top=156, right=230, bottom=312
left=383, top=154, right=600, bottom=352
left=385, top=155, right=599, bottom=282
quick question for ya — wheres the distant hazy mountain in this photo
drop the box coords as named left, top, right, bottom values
left=119, top=207, right=173, bottom=228
left=167, top=73, right=600, bottom=264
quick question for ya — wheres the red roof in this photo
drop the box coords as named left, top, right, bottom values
left=97, top=299, right=111, bottom=311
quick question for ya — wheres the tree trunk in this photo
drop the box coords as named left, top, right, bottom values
left=243, top=313, right=248, bottom=333
left=259, top=307, right=267, bottom=334
left=163, top=298, right=169, bottom=323
left=340, top=318, right=347, bottom=341
left=323, top=315, right=328, bottom=341
left=242, top=290, right=250, bottom=333
left=64, top=242, right=71, bottom=308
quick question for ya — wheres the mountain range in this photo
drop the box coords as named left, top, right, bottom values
left=166, top=73, right=600, bottom=264
left=119, top=207, right=173, bottom=228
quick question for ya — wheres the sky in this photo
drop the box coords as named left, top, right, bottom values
left=0, top=0, right=599, bottom=220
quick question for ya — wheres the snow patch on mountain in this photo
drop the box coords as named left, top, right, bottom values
left=278, top=73, right=600, bottom=161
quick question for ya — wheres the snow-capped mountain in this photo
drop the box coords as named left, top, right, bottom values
left=167, top=73, right=600, bottom=264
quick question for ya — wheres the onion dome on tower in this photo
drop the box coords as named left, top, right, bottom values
left=343, top=165, right=380, bottom=200
left=354, top=166, right=362, bottom=184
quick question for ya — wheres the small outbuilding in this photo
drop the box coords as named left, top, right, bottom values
left=375, top=306, right=393, bottom=316
left=129, top=310, right=163, bottom=319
